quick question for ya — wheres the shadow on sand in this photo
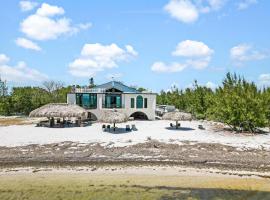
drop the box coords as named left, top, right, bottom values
left=165, top=127, right=195, bottom=131
left=157, top=187, right=270, bottom=200
left=105, top=128, right=135, bottom=134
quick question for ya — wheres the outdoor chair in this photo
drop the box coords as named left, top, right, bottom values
left=107, top=125, right=111, bottom=130
left=66, top=120, right=72, bottom=127
left=131, top=124, right=137, bottom=131
left=198, top=125, right=205, bottom=130
left=170, top=123, right=173, bottom=127
left=102, top=124, right=106, bottom=131
left=126, top=125, right=131, bottom=132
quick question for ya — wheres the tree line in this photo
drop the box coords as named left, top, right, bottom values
left=0, top=81, right=71, bottom=116
left=0, top=73, right=270, bottom=132
left=157, top=73, right=270, bottom=132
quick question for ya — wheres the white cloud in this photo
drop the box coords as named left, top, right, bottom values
left=0, top=54, right=10, bottom=64
left=125, top=45, right=138, bottom=56
left=151, top=62, right=187, bottom=73
left=69, top=43, right=137, bottom=77
left=15, top=37, right=41, bottom=51
left=0, top=55, right=48, bottom=83
left=199, top=0, right=227, bottom=13
left=172, top=40, right=213, bottom=57
left=186, top=56, right=211, bottom=69
left=205, top=81, right=217, bottom=89
left=19, top=1, right=38, bottom=12
left=36, top=3, right=65, bottom=17
left=238, top=0, right=257, bottom=10
left=164, top=0, right=199, bottom=23
left=20, top=3, right=91, bottom=41
left=208, top=0, right=226, bottom=10
left=152, top=40, right=213, bottom=73
left=185, top=81, right=217, bottom=90
left=230, top=44, right=267, bottom=65
left=259, top=74, right=270, bottom=85
left=77, top=23, right=92, bottom=30
left=164, top=0, right=227, bottom=23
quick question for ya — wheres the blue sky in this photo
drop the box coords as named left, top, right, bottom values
left=0, top=0, right=269, bottom=92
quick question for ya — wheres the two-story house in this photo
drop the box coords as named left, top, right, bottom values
left=67, top=81, right=156, bottom=121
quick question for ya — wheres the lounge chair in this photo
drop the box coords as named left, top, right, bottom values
left=131, top=124, right=137, bottom=131
left=126, top=125, right=131, bottom=132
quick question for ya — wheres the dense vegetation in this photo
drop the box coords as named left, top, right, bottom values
left=0, top=73, right=270, bottom=132
left=0, top=81, right=71, bottom=116
left=157, top=73, right=270, bottom=132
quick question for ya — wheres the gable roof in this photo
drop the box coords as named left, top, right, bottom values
left=93, top=81, right=139, bottom=93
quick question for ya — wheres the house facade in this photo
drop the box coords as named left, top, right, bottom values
left=67, top=81, right=156, bottom=120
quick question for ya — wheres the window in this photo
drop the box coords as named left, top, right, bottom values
left=82, top=94, right=90, bottom=108
left=131, top=98, right=135, bottom=108
left=76, top=93, right=97, bottom=109
left=105, top=94, right=122, bottom=108
left=136, top=95, right=143, bottom=108
left=89, top=94, right=97, bottom=109
left=144, top=98, right=147, bottom=108
left=76, top=94, right=82, bottom=106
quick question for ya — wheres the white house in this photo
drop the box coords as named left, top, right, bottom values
left=67, top=81, right=157, bottom=120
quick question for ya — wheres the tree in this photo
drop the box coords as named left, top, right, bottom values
left=89, top=77, right=95, bottom=88
left=42, top=80, right=65, bottom=103
left=157, top=73, right=268, bottom=133
left=0, top=77, right=8, bottom=97
left=208, top=73, right=267, bottom=132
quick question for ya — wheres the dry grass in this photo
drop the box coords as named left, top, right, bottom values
left=0, top=118, right=37, bottom=126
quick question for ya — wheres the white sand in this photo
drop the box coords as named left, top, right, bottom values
left=0, top=120, right=270, bottom=149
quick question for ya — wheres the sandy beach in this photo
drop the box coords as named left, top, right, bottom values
left=1, top=118, right=270, bottom=199
left=1, top=120, right=270, bottom=149
left=0, top=119, right=269, bottom=173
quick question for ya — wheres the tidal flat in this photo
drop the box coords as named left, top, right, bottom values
left=1, top=167, right=270, bottom=200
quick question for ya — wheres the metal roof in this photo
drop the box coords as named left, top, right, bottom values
left=93, top=81, right=139, bottom=93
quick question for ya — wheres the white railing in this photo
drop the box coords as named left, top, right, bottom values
left=75, top=88, right=106, bottom=93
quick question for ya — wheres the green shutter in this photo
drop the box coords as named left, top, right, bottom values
left=144, top=98, right=147, bottom=108
left=131, top=98, right=134, bottom=108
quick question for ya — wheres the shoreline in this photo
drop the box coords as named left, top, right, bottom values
left=1, top=164, right=270, bottom=180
